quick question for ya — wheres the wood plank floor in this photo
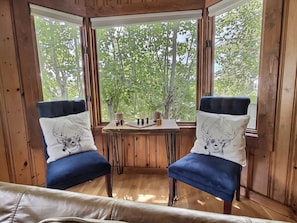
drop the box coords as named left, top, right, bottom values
left=68, top=168, right=297, bottom=222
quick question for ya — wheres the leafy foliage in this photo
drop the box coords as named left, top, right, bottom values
left=97, top=21, right=197, bottom=121
left=214, top=0, right=262, bottom=104
left=33, top=0, right=262, bottom=122
left=34, top=16, right=84, bottom=101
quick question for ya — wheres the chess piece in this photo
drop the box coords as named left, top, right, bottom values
left=156, top=119, right=162, bottom=126
left=153, top=111, right=161, bottom=121
left=116, top=112, right=124, bottom=121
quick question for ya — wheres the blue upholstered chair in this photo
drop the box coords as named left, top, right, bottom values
left=37, top=100, right=112, bottom=197
left=168, top=96, right=250, bottom=214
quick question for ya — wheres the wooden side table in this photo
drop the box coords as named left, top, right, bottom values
left=102, top=119, right=180, bottom=174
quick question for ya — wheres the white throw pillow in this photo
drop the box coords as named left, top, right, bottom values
left=39, top=111, right=97, bottom=163
left=191, top=110, right=250, bottom=166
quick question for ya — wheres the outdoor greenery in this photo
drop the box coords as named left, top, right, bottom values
left=34, top=0, right=262, bottom=122
left=96, top=21, right=197, bottom=121
left=34, top=17, right=84, bottom=100
left=214, top=0, right=262, bottom=104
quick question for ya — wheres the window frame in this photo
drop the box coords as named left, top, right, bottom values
left=90, top=18, right=199, bottom=126
left=28, top=0, right=281, bottom=153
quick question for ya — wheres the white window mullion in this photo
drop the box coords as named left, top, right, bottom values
left=30, top=4, right=83, bottom=25
left=91, top=10, right=202, bottom=28
left=208, top=0, right=252, bottom=17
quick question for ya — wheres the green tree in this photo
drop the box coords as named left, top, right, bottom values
left=33, top=0, right=262, bottom=122
left=34, top=16, right=84, bottom=101
left=97, top=20, right=197, bottom=121
left=214, top=0, right=262, bottom=103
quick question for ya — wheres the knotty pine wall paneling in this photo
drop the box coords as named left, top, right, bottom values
left=0, top=67, right=11, bottom=182
left=0, top=0, right=13, bottom=183
left=271, top=0, right=297, bottom=204
left=28, top=0, right=87, bottom=17
left=177, top=127, right=196, bottom=159
left=291, top=95, right=297, bottom=211
left=11, top=0, right=49, bottom=186
left=0, top=0, right=34, bottom=185
left=85, top=0, right=206, bottom=17
left=290, top=72, right=297, bottom=211
left=244, top=0, right=283, bottom=198
left=154, top=135, right=168, bottom=168
left=133, top=135, right=148, bottom=167
left=147, top=135, right=158, bottom=168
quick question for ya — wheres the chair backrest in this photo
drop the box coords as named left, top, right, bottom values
left=37, top=100, right=86, bottom=160
left=199, top=96, right=250, bottom=115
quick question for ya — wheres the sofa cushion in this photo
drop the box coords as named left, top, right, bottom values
left=0, top=181, right=287, bottom=223
left=191, top=110, right=250, bottom=166
left=39, top=217, right=128, bottom=223
left=39, top=111, right=97, bottom=163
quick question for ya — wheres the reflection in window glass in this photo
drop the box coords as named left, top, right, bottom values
left=214, top=0, right=263, bottom=129
left=34, top=16, right=85, bottom=101
left=96, top=20, right=197, bottom=122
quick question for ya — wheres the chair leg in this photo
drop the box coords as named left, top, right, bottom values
left=168, top=178, right=176, bottom=206
left=223, top=201, right=232, bottom=214
left=236, top=185, right=240, bottom=201
left=236, top=173, right=241, bottom=201
left=105, top=174, right=112, bottom=197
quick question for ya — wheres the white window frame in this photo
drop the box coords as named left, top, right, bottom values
left=91, top=10, right=202, bottom=28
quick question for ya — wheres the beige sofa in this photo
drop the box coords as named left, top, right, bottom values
left=0, top=181, right=289, bottom=223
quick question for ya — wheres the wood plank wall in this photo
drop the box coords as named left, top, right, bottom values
left=0, top=0, right=34, bottom=185
left=0, top=0, right=296, bottom=214
left=276, top=0, right=297, bottom=209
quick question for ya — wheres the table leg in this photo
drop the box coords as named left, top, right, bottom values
left=105, top=133, right=110, bottom=162
left=165, top=133, right=170, bottom=167
left=113, top=132, right=123, bottom=174
left=171, top=132, right=177, bottom=164
left=165, top=132, right=178, bottom=200
left=165, top=132, right=177, bottom=166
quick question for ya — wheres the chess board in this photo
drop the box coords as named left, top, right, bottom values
left=126, top=120, right=155, bottom=128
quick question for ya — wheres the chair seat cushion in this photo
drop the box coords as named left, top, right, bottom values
left=168, top=152, right=242, bottom=202
left=46, top=150, right=111, bottom=189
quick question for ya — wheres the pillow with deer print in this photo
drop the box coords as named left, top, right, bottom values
left=39, top=111, right=97, bottom=163
left=191, top=110, right=250, bottom=166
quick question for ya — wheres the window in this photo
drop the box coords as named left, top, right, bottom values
left=93, top=12, right=200, bottom=122
left=31, top=5, right=85, bottom=101
left=30, top=3, right=263, bottom=127
left=213, top=0, right=263, bottom=129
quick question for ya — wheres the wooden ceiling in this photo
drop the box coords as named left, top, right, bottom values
left=28, top=0, right=223, bottom=18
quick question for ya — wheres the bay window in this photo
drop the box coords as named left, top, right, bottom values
left=31, top=1, right=263, bottom=128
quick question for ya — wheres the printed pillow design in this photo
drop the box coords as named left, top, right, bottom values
left=191, top=110, right=250, bottom=166
left=39, top=111, right=97, bottom=163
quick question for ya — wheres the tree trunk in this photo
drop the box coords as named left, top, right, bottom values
left=164, top=22, right=178, bottom=119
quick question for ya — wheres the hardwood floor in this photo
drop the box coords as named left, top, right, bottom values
left=68, top=168, right=297, bottom=222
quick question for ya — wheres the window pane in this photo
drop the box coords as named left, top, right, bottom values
left=34, top=16, right=85, bottom=101
left=96, top=20, right=197, bottom=122
left=214, top=0, right=263, bottom=129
